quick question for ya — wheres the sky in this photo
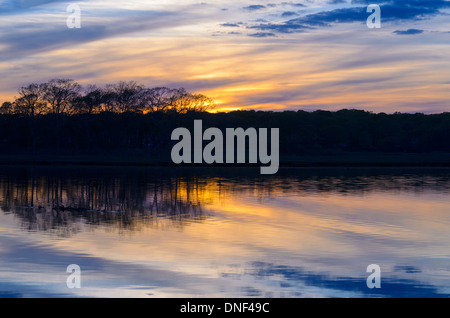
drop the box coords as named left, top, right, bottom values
left=0, top=0, right=449, bottom=113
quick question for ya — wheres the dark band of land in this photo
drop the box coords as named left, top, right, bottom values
left=1, top=109, right=450, bottom=168
left=0, top=153, right=450, bottom=168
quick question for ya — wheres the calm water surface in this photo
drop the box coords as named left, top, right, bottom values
left=0, top=166, right=449, bottom=298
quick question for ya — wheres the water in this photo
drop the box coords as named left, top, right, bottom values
left=0, top=166, right=449, bottom=298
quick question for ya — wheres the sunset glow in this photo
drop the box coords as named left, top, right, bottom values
left=1, top=0, right=449, bottom=113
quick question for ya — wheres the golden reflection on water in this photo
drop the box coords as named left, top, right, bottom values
left=1, top=167, right=450, bottom=297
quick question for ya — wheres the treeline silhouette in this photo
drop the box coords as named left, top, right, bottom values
left=1, top=79, right=450, bottom=158
left=0, top=79, right=215, bottom=115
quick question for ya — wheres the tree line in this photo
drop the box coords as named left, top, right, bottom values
left=1, top=80, right=450, bottom=157
left=0, top=79, right=215, bottom=116
left=0, top=108, right=449, bottom=156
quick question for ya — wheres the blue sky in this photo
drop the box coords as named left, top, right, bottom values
left=0, top=0, right=449, bottom=112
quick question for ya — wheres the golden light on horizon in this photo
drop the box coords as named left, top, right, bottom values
left=1, top=2, right=449, bottom=113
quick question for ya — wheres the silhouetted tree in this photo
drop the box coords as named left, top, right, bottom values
left=0, top=102, right=13, bottom=115
left=133, top=87, right=171, bottom=113
left=13, top=83, right=47, bottom=116
left=104, top=81, right=143, bottom=113
left=183, top=93, right=215, bottom=113
left=72, top=85, right=105, bottom=114
left=42, top=79, right=82, bottom=114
